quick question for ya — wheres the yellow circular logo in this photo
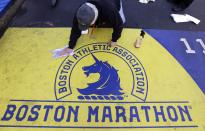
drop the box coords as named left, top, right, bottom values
left=55, top=43, right=148, bottom=102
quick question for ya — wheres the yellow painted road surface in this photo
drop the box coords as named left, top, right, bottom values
left=0, top=28, right=204, bottom=130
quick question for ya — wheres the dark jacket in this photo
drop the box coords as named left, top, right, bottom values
left=68, top=0, right=124, bottom=49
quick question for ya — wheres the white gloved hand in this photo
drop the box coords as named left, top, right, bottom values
left=52, top=46, right=74, bottom=58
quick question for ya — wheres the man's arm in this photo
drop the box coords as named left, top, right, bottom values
left=68, top=15, right=81, bottom=49
left=110, top=8, right=124, bottom=42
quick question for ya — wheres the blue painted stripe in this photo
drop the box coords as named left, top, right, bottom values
left=0, top=0, right=12, bottom=16
left=10, top=99, right=190, bottom=103
left=145, top=29, right=205, bottom=94
left=0, top=125, right=198, bottom=129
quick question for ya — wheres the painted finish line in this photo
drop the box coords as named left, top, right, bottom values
left=0, top=100, right=196, bottom=128
left=0, top=125, right=198, bottom=129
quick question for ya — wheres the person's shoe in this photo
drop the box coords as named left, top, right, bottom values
left=172, top=6, right=185, bottom=12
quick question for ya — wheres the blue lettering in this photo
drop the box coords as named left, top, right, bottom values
left=130, top=106, right=140, bottom=122
left=141, top=106, right=150, bottom=122
left=102, top=106, right=113, bottom=122
left=118, top=49, right=123, bottom=54
left=54, top=106, right=65, bottom=122
left=178, top=106, right=192, bottom=121
left=122, top=51, right=128, bottom=57
left=87, top=106, right=99, bottom=122
left=59, top=87, right=67, bottom=94
left=28, top=105, right=41, bottom=121
left=93, top=45, right=98, bottom=50
left=116, top=106, right=126, bottom=122
left=82, top=47, right=89, bottom=54
left=73, top=54, right=80, bottom=60
left=1, top=104, right=16, bottom=121
left=136, top=86, right=145, bottom=94
left=153, top=106, right=167, bottom=122
left=16, top=105, right=28, bottom=121
left=167, top=106, right=178, bottom=122
left=43, top=105, right=53, bottom=121
left=66, top=106, right=79, bottom=122
left=112, top=47, right=119, bottom=53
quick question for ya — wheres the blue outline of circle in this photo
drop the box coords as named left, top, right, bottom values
left=54, top=43, right=148, bottom=101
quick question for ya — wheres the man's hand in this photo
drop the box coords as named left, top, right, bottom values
left=60, top=47, right=74, bottom=56
left=108, top=41, right=118, bottom=47
left=52, top=47, right=74, bottom=58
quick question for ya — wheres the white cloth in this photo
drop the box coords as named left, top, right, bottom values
left=171, top=14, right=200, bottom=25
left=52, top=46, right=74, bottom=58
left=139, top=0, right=155, bottom=4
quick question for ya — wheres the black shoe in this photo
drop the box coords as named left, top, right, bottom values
left=172, top=6, right=185, bottom=12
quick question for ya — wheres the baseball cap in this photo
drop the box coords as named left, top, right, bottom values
left=77, top=3, right=95, bottom=31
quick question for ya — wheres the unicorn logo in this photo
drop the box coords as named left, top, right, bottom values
left=77, top=52, right=124, bottom=96
left=55, top=43, right=148, bottom=101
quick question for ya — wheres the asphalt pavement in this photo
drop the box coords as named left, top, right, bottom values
left=10, top=0, right=205, bottom=31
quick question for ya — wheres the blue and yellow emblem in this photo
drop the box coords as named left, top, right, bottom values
left=55, top=43, right=148, bottom=102
left=0, top=28, right=204, bottom=130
